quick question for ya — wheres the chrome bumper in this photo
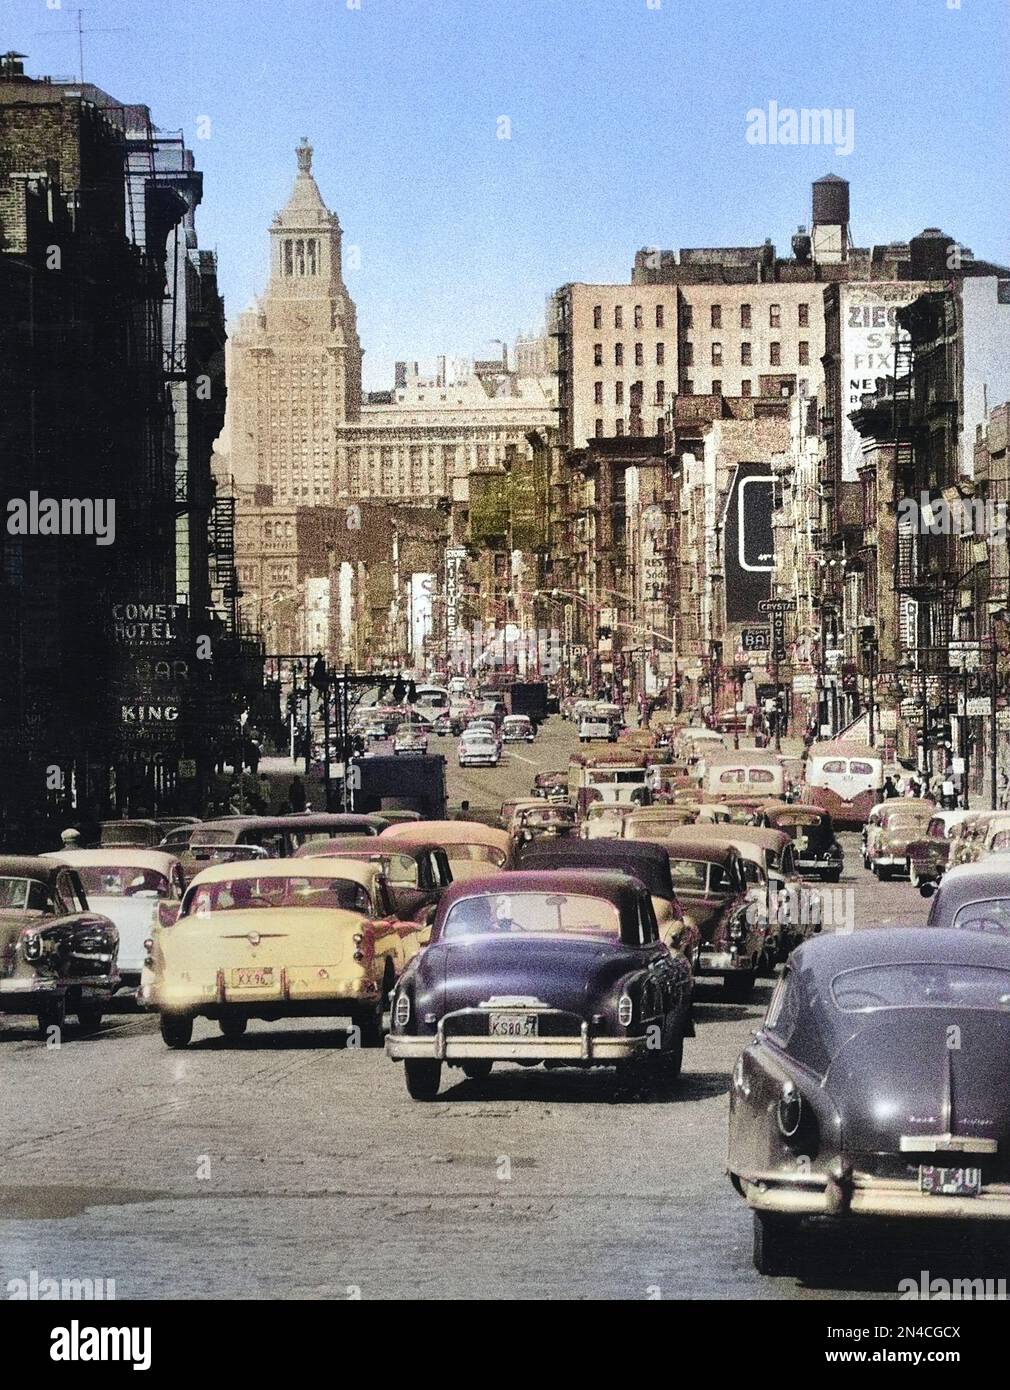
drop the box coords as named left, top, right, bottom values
left=698, top=951, right=754, bottom=974
left=387, top=1009, right=644, bottom=1063
left=743, top=1173, right=1010, bottom=1221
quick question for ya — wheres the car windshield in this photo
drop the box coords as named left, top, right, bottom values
left=442, top=891, right=621, bottom=941
left=76, top=866, right=171, bottom=898
left=183, top=875, right=372, bottom=915
left=0, top=877, right=51, bottom=911
left=190, top=828, right=240, bottom=847
left=669, top=858, right=725, bottom=893
left=951, top=900, right=1010, bottom=936
left=832, top=963, right=1010, bottom=1011
left=444, top=843, right=507, bottom=866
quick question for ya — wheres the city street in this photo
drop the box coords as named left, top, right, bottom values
left=0, top=720, right=975, bottom=1303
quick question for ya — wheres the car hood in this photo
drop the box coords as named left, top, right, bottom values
left=825, top=1011, right=1010, bottom=1154
left=423, top=933, right=638, bottom=1015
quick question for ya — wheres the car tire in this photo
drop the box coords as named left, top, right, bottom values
left=160, top=1013, right=193, bottom=1049
left=75, top=1005, right=103, bottom=1035
left=461, top=1060, right=493, bottom=1081
left=660, top=1031, right=684, bottom=1080
left=36, top=995, right=66, bottom=1038
left=404, top=1059, right=442, bottom=1100
left=357, top=997, right=385, bottom=1048
left=877, top=865, right=893, bottom=881
left=825, top=869, right=841, bottom=883
left=219, top=1016, right=247, bottom=1041
left=752, top=1210, right=800, bottom=1276
left=724, top=971, right=756, bottom=1003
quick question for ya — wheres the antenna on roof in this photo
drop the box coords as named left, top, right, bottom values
left=33, top=6, right=126, bottom=83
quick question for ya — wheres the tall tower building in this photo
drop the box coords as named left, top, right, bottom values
left=227, top=139, right=362, bottom=504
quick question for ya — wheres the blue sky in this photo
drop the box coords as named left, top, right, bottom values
left=7, top=0, right=1008, bottom=388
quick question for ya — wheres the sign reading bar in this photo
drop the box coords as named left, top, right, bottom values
left=741, top=628, right=770, bottom=651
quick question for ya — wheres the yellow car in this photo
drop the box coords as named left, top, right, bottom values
left=146, top=858, right=426, bottom=1048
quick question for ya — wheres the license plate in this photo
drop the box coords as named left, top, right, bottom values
left=230, top=967, right=274, bottom=989
left=488, top=1012, right=538, bottom=1038
left=919, top=1165, right=981, bottom=1197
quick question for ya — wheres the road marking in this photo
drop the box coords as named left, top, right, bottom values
left=509, top=753, right=539, bottom=767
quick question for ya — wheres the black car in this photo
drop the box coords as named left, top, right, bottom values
left=729, top=927, right=1010, bottom=1274
left=762, top=803, right=843, bottom=882
left=923, top=860, right=1010, bottom=933
left=386, top=869, right=694, bottom=1100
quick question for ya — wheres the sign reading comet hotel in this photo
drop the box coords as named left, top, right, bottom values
left=840, top=283, right=917, bottom=483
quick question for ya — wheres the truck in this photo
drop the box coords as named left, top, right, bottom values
left=507, top=681, right=549, bottom=729
left=348, top=753, right=447, bottom=821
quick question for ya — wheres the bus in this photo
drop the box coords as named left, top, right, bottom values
left=802, top=741, right=884, bottom=828
left=568, top=749, right=650, bottom=815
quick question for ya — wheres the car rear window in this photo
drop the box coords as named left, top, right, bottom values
left=951, top=900, right=1010, bottom=936
left=76, top=866, right=171, bottom=898
left=831, top=962, right=1010, bottom=1011
left=183, top=875, right=371, bottom=915
left=442, top=891, right=621, bottom=941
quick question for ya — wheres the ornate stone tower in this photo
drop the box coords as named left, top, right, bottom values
left=227, top=139, right=362, bottom=504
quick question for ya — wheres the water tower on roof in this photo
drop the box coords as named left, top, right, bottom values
left=811, top=174, right=850, bottom=265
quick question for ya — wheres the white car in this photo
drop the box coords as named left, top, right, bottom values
left=458, top=730, right=500, bottom=767
left=393, top=722, right=429, bottom=755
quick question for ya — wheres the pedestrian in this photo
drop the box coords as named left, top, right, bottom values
left=940, top=770, right=957, bottom=811
left=999, top=769, right=1010, bottom=811
left=59, top=827, right=81, bottom=850
left=289, top=776, right=307, bottom=813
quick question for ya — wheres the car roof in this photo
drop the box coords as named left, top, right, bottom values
left=378, top=820, right=511, bottom=853
left=764, top=803, right=829, bottom=820
left=703, top=825, right=791, bottom=852
left=0, top=856, right=67, bottom=883
left=100, top=818, right=159, bottom=829
left=186, top=856, right=384, bottom=889
left=519, top=841, right=675, bottom=898
left=794, top=925, right=1010, bottom=978
left=435, top=868, right=647, bottom=915
left=634, top=833, right=738, bottom=864
left=44, top=849, right=182, bottom=874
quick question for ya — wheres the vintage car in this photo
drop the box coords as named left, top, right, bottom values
left=500, top=797, right=544, bottom=832
left=700, top=825, right=822, bottom=965
left=511, top=803, right=579, bottom=858
left=729, top=927, right=1010, bottom=1274
left=519, top=839, right=700, bottom=962
left=922, top=857, right=1010, bottom=932
left=622, top=806, right=701, bottom=840
left=907, top=810, right=974, bottom=892
left=392, top=722, right=429, bottom=756
left=581, top=802, right=637, bottom=840
left=386, top=869, right=694, bottom=1099
left=378, top=820, right=512, bottom=882
left=147, top=857, right=426, bottom=1047
left=288, top=837, right=452, bottom=926
left=180, top=814, right=385, bottom=881
left=630, top=832, right=762, bottom=999
left=458, top=727, right=500, bottom=768
left=0, top=857, right=119, bottom=1035
left=865, top=800, right=936, bottom=879
left=578, top=703, right=621, bottom=742
left=100, top=818, right=162, bottom=849
left=762, top=803, right=843, bottom=882
left=45, top=849, right=184, bottom=999
left=966, top=811, right=1010, bottom=864
left=531, top=770, right=569, bottom=802
left=949, top=811, right=996, bottom=868
left=502, top=714, right=536, bottom=744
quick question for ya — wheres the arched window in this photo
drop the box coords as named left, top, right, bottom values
left=295, top=240, right=305, bottom=275
left=307, top=240, right=317, bottom=275
left=283, top=241, right=293, bottom=276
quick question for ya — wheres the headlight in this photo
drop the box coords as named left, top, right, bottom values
left=21, top=930, right=41, bottom=962
left=617, top=993, right=633, bottom=1027
left=393, top=992, right=411, bottom=1027
left=777, top=1083, right=802, bottom=1139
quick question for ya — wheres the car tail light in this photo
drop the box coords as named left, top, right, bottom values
left=777, top=1083, right=802, bottom=1139
left=394, top=993, right=411, bottom=1027
left=617, top=993, right=633, bottom=1027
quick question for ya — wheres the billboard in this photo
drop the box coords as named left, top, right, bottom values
left=841, top=283, right=917, bottom=482
left=724, top=462, right=775, bottom=624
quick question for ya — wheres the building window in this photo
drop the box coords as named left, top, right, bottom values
left=798, top=302, right=809, bottom=327
left=615, top=418, right=624, bottom=436
left=656, top=304, right=664, bottom=329
left=614, top=306, right=623, bottom=329
left=740, top=341, right=752, bottom=366
left=683, top=380, right=694, bottom=395
left=741, top=379, right=752, bottom=397
left=615, top=382, right=624, bottom=405
left=711, top=304, right=722, bottom=329
left=770, top=303, right=781, bottom=328
left=712, top=379, right=722, bottom=396
left=682, top=304, right=693, bottom=329
left=595, top=418, right=604, bottom=437
left=770, top=341, right=781, bottom=366
left=656, top=380, right=665, bottom=404
left=615, top=343, right=624, bottom=367
left=634, top=305, right=643, bottom=329
left=594, top=343, right=603, bottom=366
left=307, top=239, right=317, bottom=275
left=594, top=381, right=603, bottom=405
left=798, top=340, right=810, bottom=365
left=682, top=342, right=694, bottom=367
left=634, top=342, right=643, bottom=366
left=657, top=417, right=665, bottom=435
left=798, top=379, right=809, bottom=398
left=656, top=341, right=665, bottom=365
left=740, top=303, right=751, bottom=328
left=593, top=305, right=602, bottom=329
left=711, top=342, right=723, bottom=366
left=295, top=239, right=305, bottom=275
left=283, top=240, right=293, bottom=276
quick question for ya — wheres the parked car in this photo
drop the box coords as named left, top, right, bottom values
left=762, top=804, right=843, bottom=882
left=392, top=722, right=429, bottom=756
left=289, top=837, right=452, bottom=932
left=147, top=857, right=426, bottom=1048
left=45, top=849, right=185, bottom=1001
left=386, top=869, right=694, bottom=1099
left=379, top=820, right=512, bottom=881
left=99, top=818, right=162, bottom=849
left=907, top=810, right=974, bottom=893
left=458, top=727, right=500, bottom=767
left=922, top=857, right=1010, bottom=933
left=700, top=824, right=822, bottom=965
left=730, top=927, right=1010, bottom=1274
left=865, top=801, right=935, bottom=879
left=0, top=857, right=119, bottom=1035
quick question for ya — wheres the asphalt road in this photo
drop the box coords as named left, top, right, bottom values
left=0, top=720, right=987, bottom=1301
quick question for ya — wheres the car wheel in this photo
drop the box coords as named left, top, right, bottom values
left=36, top=995, right=66, bottom=1038
left=752, top=1210, right=800, bottom=1276
left=219, top=1016, right=247, bottom=1041
left=825, top=869, right=841, bottom=883
left=357, top=996, right=385, bottom=1048
left=160, top=1013, right=193, bottom=1049
left=461, top=1060, right=493, bottom=1081
left=877, top=864, right=893, bottom=881
left=75, top=1005, right=104, bottom=1035
left=404, top=1059, right=442, bottom=1100
left=659, top=1031, right=684, bottom=1080
left=724, top=971, right=756, bottom=1003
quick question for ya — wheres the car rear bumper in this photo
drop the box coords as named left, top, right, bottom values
left=697, top=951, right=757, bottom=974
left=155, top=969, right=378, bottom=1015
left=871, top=854, right=908, bottom=868
left=742, top=1172, right=1010, bottom=1220
left=387, top=1025, right=645, bottom=1063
